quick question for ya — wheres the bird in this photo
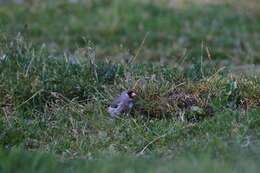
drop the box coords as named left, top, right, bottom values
left=108, top=90, right=137, bottom=117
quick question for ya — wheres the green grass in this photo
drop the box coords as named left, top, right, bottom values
left=1, top=0, right=260, bottom=64
left=1, top=147, right=260, bottom=173
left=0, top=0, right=260, bottom=172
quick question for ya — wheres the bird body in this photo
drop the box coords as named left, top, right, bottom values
left=108, top=90, right=136, bottom=116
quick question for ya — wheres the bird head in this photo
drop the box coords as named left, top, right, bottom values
left=123, top=90, right=137, bottom=99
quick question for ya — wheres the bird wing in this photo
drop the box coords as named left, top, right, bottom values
left=110, top=97, right=122, bottom=108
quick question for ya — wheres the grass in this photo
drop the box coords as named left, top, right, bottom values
left=1, top=0, right=260, bottom=64
left=0, top=0, right=260, bottom=172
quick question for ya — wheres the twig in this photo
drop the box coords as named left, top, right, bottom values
left=206, top=46, right=211, bottom=60
left=132, top=32, right=149, bottom=62
left=25, top=49, right=35, bottom=77
left=171, top=82, right=185, bottom=91
left=2, top=108, right=11, bottom=127
left=205, top=66, right=226, bottom=81
left=16, top=89, right=44, bottom=108
left=200, top=41, right=205, bottom=79
left=133, top=79, right=141, bottom=90
left=51, top=91, right=79, bottom=105
left=137, top=133, right=167, bottom=156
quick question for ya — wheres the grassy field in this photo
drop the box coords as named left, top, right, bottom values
left=0, top=0, right=259, bottom=172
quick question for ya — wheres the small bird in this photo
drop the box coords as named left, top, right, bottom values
left=108, top=90, right=137, bottom=117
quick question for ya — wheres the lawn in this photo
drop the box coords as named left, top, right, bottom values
left=0, top=0, right=259, bottom=172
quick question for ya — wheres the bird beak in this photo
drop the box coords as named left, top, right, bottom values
left=132, top=93, right=137, bottom=97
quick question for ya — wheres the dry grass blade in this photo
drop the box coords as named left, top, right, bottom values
left=137, top=133, right=168, bottom=156
left=132, top=32, right=149, bottom=62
